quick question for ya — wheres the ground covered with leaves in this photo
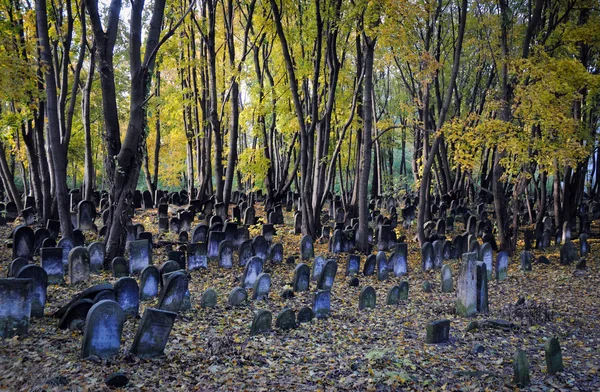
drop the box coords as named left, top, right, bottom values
left=1, top=209, right=599, bottom=391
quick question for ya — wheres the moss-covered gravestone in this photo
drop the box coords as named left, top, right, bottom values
left=399, top=281, right=409, bottom=300
left=376, top=252, right=388, bottom=281
left=386, top=285, right=401, bottom=305
left=250, top=310, right=272, bottom=336
left=545, top=337, right=564, bottom=375
left=275, top=308, right=296, bottom=330
left=228, top=287, right=247, bottom=306
left=201, top=288, right=218, bottom=308
left=513, top=349, right=530, bottom=388
left=297, top=306, right=314, bottom=323
left=359, top=286, right=376, bottom=310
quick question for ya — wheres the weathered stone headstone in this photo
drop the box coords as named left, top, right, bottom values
left=376, top=252, right=388, bottom=281
left=218, top=240, right=234, bottom=269
left=275, top=308, right=296, bottom=330
left=441, top=264, right=453, bottom=293
left=456, top=252, right=477, bottom=317
left=579, top=234, right=589, bottom=257
left=187, top=242, right=207, bottom=271
left=157, top=271, right=188, bottom=313
left=114, top=277, right=139, bottom=317
left=476, top=262, right=489, bottom=314
left=545, top=337, right=564, bottom=375
left=15, top=265, right=47, bottom=317
left=0, top=279, right=32, bottom=338
left=58, top=298, right=94, bottom=330
left=363, top=254, right=376, bottom=276
left=269, top=243, right=284, bottom=263
left=9, top=257, right=29, bottom=278
left=69, top=247, right=90, bottom=286
left=200, top=288, right=218, bottom=308
left=252, top=273, right=271, bottom=301
left=479, top=242, right=493, bottom=280
left=346, top=254, right=360, bottom=276
left=139, top=266, right=159, bottom=300
left=238, top=240, right=254, bottom=266
left=495, top=251, right=508, bottom=281
left=513, top=349, right=530, bottom=388
left=293, top=263, right=310, bottom=292
left=398, top=281, right=409, bottom=300
left=207, top=231, right=225, bottom=259
left=227, top=287, right=247, bottom=306
left=391, top=243, right=408, bottom=277
left=87, top=242, right=105, bottom=272
left=111, top=257, right=129, bottom=278
left=250, top=309, right=272, bottom=336
left=425, top=319, right=450, bottom=344
left=297, top=306, right=314, bottom=323
left=13, top=226, right=34, bottom=261
left=81, top=300, right=125, bottom=359
left=432, top=240, right=444, bottom=269
left=316, top=259, right=337, bottom=291
left=560, top=241, right=578, bottom=265
left=242, top=256, right=263, bottom=289
left=128, top=240, right=151, bottom=275
left=130, top=308, right=177, bottom=358
left=311, top=256, right=327, bottom=281
left=58, top=238, right=74, bottom=269
left=421, top=242, right=433, bottom=271
left=359, top=286, right=376, bottom=310
left=312, top=290, right=331, bottom=319
left=520, top=250, right=533, bottom=272
left=77, top=200, right=96, bottom=230
left=386, top=285, right=401, bottom=305
left=252, top=236, right=269, bottom=260
left=192, top=224, right=208, bottom=243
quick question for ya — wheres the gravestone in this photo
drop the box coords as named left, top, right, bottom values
left=495, top=251, right=509, bottom=281
left=513, top=349, right=530, bottom=388
left=33, top=228, right=51, bottom=255
left=269, top=243, right=284, bottom=263
left=441, top=264, right=453, bottom=293
left=476, top=262, right=489, bottom=314
left=560, top=241, right=578, bottom=265
left=129, top=240, right=151, bottom=274
left=227, top=287, right=247, bottom=306
left=87, top=242, right=105, bottom=272
left=330, top=229, right=344, bottom=254
left=425, top=319, right=450, bottom=344
left=192, top=224, right=208, bottom=243
left=421, top=242, right=433, bottom=271
left=77, top=200, right=96, bottom=230
left=207, top=231, right=225, bottom=259
left=346, top=254, right=360, bottom=276
left=312, top=290, right=331, bottom=319
left=218, top=240, right=234, bottom=269
left=68, top=247, right=90, bottom=286
left=456, top=252, right=477, bottom=317
left=376, top=252, right=388, bottom=281
left=81, top=300, right=125, bottom=359
left=311, top=256, right=328, bottom=281
left=275, top=308, right=296, bottom=330
left=297, top=307, right=314, bottom=323
left=238, top=240, right=254, bottom=267
left=316, top=260, right=337, bottom=291
left=293, top=263, right=310, bottom=292
left=377, top=225, right=393, bottom=251
left=432, top=240, right=444, bottom=269
left=520, top=251, right=533, bottom=271
left=359, top=286, right=376, bottom=310
left=363, top=254, right=376, bottom=276
left=15, top=265, right=47, bottom=318
left=479, top=242, right=493, bottom=280
left=13, top=226, right=34, bottom=260
left=252, top=236, right=269, bottom=260
left=187, top=242, right=208, bottom=271
left=579, top=234, right=589, bottom=257
left=386, top=285, right=401, bottom=305
left=0, top=279, right=32, bottom=338
left=112, top=257, right=129, bottom=278
left=130, top=308, right=177, bottom=358
left=114, top=277, right=139, bottom=317
left=242, top=257, right=263, bottom=289
left=139, top=266, right=160, bottom=300
left=157, top=271, right=188, bottom=313
left=200, top=288, right=218, bottom=308
left=252, top=273, right=271, bottom=301
left=58, top=238, right=75, bottom=269
left=250, top=310, right=272, bottom=336
left=392, top=243, right=408, bottom=277
left=9, top=257, right=29, bottom=278
left=544, top=337, right=564, bottom=375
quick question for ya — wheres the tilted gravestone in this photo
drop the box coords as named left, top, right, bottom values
left=81, top=300, right=125, bottom=359
left=238, top=240, right=254, bottom=267
left=359, top=286, right=376, bottom=310
left=9, top=257, right=29, bottom=278
left=201, top=288, right=218, bottom=308
left=293, top=263, right=310, bottom=292
left=275, top=308, right=296, bottom=330
left=456, top=252, right=478, bottom=317
left=69, top=247, right=90, bottom=286
left=15, top=265, right=48, bottom=318
left=139, top=266, right=160, bottom=300
left=311, top=256, right=327, bottom=281
left=363, top=254, right=376, bottom=276
left=544, top=337, right=564, bottom=375
left=114, top=277, right=140, bottom=317
left=479, top=243, right=493, bottom=280
left=58, top=298, right=94, bottom=330
left=386, top=285, right=401, bottom=305
left=0, top=278, right=32, bottom=338
left=316, top=260, right=337, bottom=291
left=346, top=254, right=360, bottom=276
left=13, top=226, right=34, bottom=261
left=157, top=271, right=188, bottom=313
left=130, top=308, right=177, bottom=358
left=228, top=287, right=248, bottom=306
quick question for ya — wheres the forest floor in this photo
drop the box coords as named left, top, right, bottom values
left=0, top=207, right=599, bottom=391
